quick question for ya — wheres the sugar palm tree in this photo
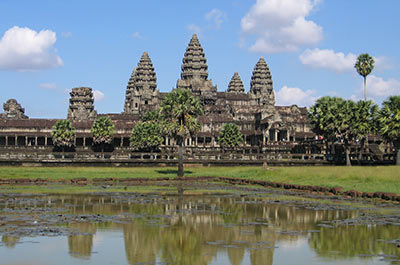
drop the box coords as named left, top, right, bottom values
left=354, top=53, right=374, bottom=101
left=160, top=89, right=203, bottom=177
left=351, top=100, right=378, bottom=162
left=378, top=96, right=400, bottom=165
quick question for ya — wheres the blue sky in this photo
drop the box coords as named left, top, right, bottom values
left=0, top=0, right=399, bottom=118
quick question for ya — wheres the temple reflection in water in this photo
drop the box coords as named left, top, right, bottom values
left=1, top=193, right=400, bottom=265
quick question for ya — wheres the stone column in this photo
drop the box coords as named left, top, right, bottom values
left=45, top=136, right=48, bottom=146
left=35, top=136, right=38, bottom=146
left=274, top=130, right=278, bottom=142
left=5, top=136, right=8, bottom=146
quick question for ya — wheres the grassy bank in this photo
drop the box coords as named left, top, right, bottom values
left=0, top=166, right=399, bottom=194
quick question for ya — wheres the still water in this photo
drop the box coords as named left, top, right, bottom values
left=1, top=185, right=400, bottom=265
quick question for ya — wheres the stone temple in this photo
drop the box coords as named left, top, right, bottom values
left=0, top=34, right=318, bottom=164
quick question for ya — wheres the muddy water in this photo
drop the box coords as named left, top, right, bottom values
left=1, top=185, right=400, bottom=265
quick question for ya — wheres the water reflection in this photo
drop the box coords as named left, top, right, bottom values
left=0, top=189, right=399, bottom=265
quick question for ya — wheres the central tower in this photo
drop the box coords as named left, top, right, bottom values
left=176, top=34, right=217, bottom=106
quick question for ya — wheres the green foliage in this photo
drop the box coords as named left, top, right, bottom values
left=130, top=120, right=163, bottom=151
left=308, top=96, right=345, bottom=141
left=378, top=96, right=400, bottom=161
left=51, top=119, right=75, bottom=147
left=160, top=88, right=204, bottom=141
left=218, top=123, right=243, bottom=150
left=351, top=100, right=379, bottom=139
left=354, top=53, right=375, bottom=78
left=355, top=53, right=374, bottom=100
left=141, top=110, right=162, bottom=122
left=91, top=117, right=115, bottom=145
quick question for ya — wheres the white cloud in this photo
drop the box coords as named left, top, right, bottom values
left=276, top=85, right=317, bottom=106
left=300, top=49, right=392, bottom=73
left=367, top=75, right=400, bottom=97
left=61, top=32, right=72, bottom=38
left=299, top=49, right=357, bottom=72
left=93, top=90, right=105, bottom=102
left=39, top=83, right=57, bottom=90
left=205, top=9, right=227, bottom=29
left=132, top=32, right=145, bottom=40
left=0, top=26, right=63, bottom=71
left=186, top=24, right=202, bottom=36
left=241, top=0, right=322, bottom=53
left=374, top=56, right=392, bottom=71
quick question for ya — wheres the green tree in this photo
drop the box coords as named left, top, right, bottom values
left=351, top=100, right=378, bottom=162
left=160, top=89, right=204, bottom=177
left=308, top=97, right=345, bottom=156
left=355, top=53, right=374, bottom=101
left=309, top=97, right=357, bottom=166
left=91, top=116, right=115, bottom=152
left=130, top=110, right=164, bottom=152
left=378, top=96, right=400, bottom=165
left=337, top=99, right=357, bottom=166
left=51, top=119, right=75, bottom=150
left=218, top=123, right=243, bottom=150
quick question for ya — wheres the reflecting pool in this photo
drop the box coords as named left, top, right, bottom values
left=1, top=185, right=400, bottom=265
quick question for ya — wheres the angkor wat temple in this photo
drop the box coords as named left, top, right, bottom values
left=0, top=34, right=329, bottom=165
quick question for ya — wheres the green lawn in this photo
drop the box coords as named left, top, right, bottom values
left=0, top=166, right=399, bottom=193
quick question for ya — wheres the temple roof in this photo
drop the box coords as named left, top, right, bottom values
left=181, top=34, right=208, bottom=81
left=131, top=52, right=157, bottom=91
left=227, top=72, right=245, bottom=94
left=249, top=57, right=273, bottom=94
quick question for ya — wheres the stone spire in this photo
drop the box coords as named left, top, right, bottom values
left=249, top=57, right=275, bottom=108
left=1, top=99, right=28, bottom=119
left=67, top=87, right=97, bottom=121
left=132, top=52, right=157, bottom=91
left=227, top=72, right=245, bottom=93
left=181, top=34, right=208, bottom=81
left=124, top=52, right=158, bottom=114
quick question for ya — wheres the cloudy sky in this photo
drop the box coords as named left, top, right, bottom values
left=0, top=0, right=399, bottom=118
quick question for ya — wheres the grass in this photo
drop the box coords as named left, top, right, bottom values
left=0, top=166, right=399, bottom=194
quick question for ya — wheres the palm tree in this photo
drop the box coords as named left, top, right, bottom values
left=351, top=100, right=378, bottom=162
left=378, top=96, right=400, bottom=165
left=160, top=89, right=204, bottom=177
left=91, top=116, right=115, bottom=153
left=308, top=97, right=345, bottom=157
left=51, top=119, right=75, bottom=152
left=354, top=53, right=374, bottom=101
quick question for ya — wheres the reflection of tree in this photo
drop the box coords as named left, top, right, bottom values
left=68, top=222, right=96, bottom=259
left=227, top=247, right=244, bottom=265
left=1, top=235, right=19, bottom=248
left=309, top=225, right=400, bottom=260
left=159, top=224, right=217, bottom=265
left=123, top=223, right=159, bottom=265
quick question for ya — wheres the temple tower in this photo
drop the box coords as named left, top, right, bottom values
left=124, top=52, right=158, bottom=114
left=227, top=72, right=245, bottom=94
left=67, top=87, right=97, bottom=121
left=0, top=99, right=28, bottom=119
left=177, top=34, right=217, bottom=106
left=249, top=57, right=275, bottom=115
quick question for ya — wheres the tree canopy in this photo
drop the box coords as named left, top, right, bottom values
left=91, top=116, right=115, bottom=145
left=355, top=53, right=374, bottom=101
left=130, top=110, right=164, bottom=151
left=51, top=119, right=76, bottom=148
left=378, top=96, right=400, bottom=165
left=218, top=123, right=243, bottom=150
left=160, top=88, right=204, bottom=177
